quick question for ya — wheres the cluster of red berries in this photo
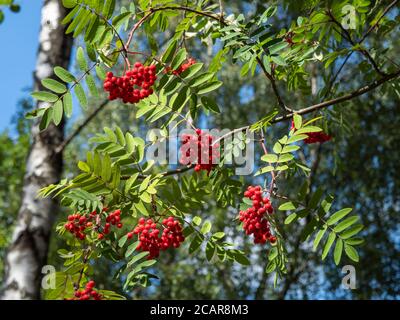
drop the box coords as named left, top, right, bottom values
left=103, top=62, right=156, bottom=103
left=239, top=186, right=276, bottom=245
left=98, top=209, right=123, bottom=240
left=126, top=217, right=185, bottom=259
left=67, top=281, right=102, bottom=300
left=166, top=58, right=196, bottom=75
left=290, top=120, right=332, bottom=144
left=179, top=129, right=220, bottom=174
left=304, top=132, right=332, bottom=144
left=64, top=208, right=122, bottom=241
left=65, top=212, right=96, bottom=240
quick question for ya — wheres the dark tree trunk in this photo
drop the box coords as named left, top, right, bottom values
left=1, top=0, right=72, bottom=300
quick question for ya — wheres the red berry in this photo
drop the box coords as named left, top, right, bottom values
left=239, top=186, right=275, bottom=246
left=86, top=280, right=95, bottom=289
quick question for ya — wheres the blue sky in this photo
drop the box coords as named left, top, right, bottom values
left=0, top=0, right=42, bottom=131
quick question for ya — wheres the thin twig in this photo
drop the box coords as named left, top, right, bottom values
left=360, top=0, right=399, bottom=43
left=327, top=9, right=386, bottom=76
left=56, top=99, right=109, bottom=154
left=210, top=69, right=400, bottom=142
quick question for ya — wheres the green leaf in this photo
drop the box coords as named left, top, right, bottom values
left=277, top=154, right=294, bottom=163
left=78, top=161, right=90, bottom=173
left=54, top=66, right=76, bottom=83
left=326, top=208, right=352, bottom=225
left=334, top=216, right=359, bottom=233
left=31, top=91, right=58, bottom=102
left=273, top=142, right=282, bottom=153
left=76, top=47, right=88, bottom=71
left=101, top=154, right=112, bottom=182
left=189, top=235, right=203, bottom=254
left=294, top=126, right=322, bottom=135
left=344, top=244, right=359, bottom=262
left=278, top=201, right=296, bottom=211
left=211, top=232, right=225, bottom=240
left=172, top=86, right=189, bottom=111
left=103, top=0, right=116, bottom=20
left=189, top=72, right=214, bottom=87
left=276, top=165, right=289, bottom=171
left=205, top=241, right=215, bottom=261
left=86, top=74, right=98, bottom=97
left=63, top=92, right=73, bottom=117
left=261, top=154, right=278, bottom=163
left=345, top=237, right=364, bottom=246
left=192, top=216, right=202, bottom=226
left=135, top=259, right=156, bottom=270
left=281, top=145, right=300, bottom=153
left=73, top=10, right=91, bottom=38
left=41, top=79, right=67, bottom=94
left=118, top=234, right=128, bottom=247
left=39, top=108, right=53, bottom=131
left=112, top=11, right=132, bottom=30
left=262, top=55, right=271, bottom=74
left=52, top=100, right=63, bottom=126
left=313, top=227, right=327, bottom=251
left=334, top=238, right=343, bottom=265
left=268, top=247, right=278, bottom=261
left=322, top=232, right=336, bottom=260
left=309, top=187, right=324, bottom=208
left=162, top=40, right=177, bottom=64
left=232, top=251, right=250, bottom=265
left=200, top=221, right=212, bottom=235
left=201, top=96, right=220, bottom=113
left=340, top=224, right=363, bottom=239
left=125, top=240, right=140, bottom=258
left=197, top=81, right=222, bottom=95
left=171, top=48, right=187, bottom=70
left=293, top=114, right=302, bottom=129
left=284, top=213, right=298, bottom=224
left=265, top=260, right=276, bottom=273
left=127, top=251, right=149, bottom=266
left=287, top=134, right=308, bottom=143
left=66, top=8, right=85, bottom=34
left=255, top=165, right=274, bottom=176
left=96, top=65, right=106, bottom=80
left=268, top=41, right=288, bottom=55
left=180, top=63, right=203, bottom=79
left=62, top=5, right=79, bottom=25
left=74, top=83, right=87, bottom=109
left=271, top=55, right=286, bottom=66
left=62, top=0, right=76, bottom=9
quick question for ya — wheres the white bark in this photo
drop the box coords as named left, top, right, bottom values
left=1, top=0, right=72, bottom=300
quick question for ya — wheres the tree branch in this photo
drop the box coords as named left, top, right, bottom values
left=322, top=0, right=398, bottom=100
left=209, top=69, right=399, bottom=143
left=360, top=0, right=399, bottom=43
left=256, top=56, right=290, bottom=113
left=327, top=10, right=386, bottom=76
left=272, top=69, right=400, bottom=123
left=56, top=99, right=109, bottom=154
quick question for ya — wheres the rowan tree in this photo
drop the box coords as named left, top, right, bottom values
left=25, top=0, right=399, bottom=300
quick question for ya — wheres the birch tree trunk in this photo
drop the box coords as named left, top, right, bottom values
left=1, top=0, right=72, bottom=300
